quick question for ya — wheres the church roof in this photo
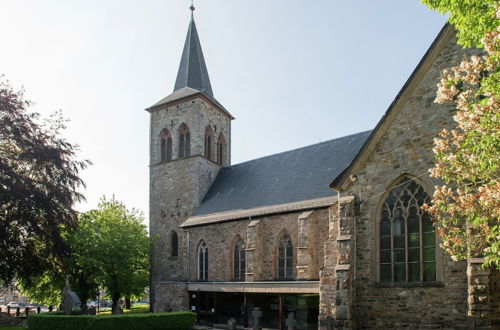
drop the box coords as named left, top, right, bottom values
left=147, top=15, right=233, bottom=118
left=187, top=130, right=371, bottom=224
left=174, top=14, right=213, bottom=97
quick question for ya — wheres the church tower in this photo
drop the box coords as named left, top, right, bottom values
left=147, top=9, right=233, bottom=312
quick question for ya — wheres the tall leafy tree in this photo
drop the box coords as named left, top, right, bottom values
left=421, top=1, right=499, bottom=268
left=81, top=197, right=150, bottom=314
left=0, top=77, right=89, bottom=284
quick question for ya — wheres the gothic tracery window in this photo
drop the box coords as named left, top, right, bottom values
left=160, top=129, right=172, bottom=162
left=233, top=238, right=245, bottom=281
left=198, top=240, right=208, bottom=281
left=278, top=233, right=293, bottom=280
left=217, top=133, right=225, bottom=165
left=379, top=177, right=435, bottom=283
left=178, top=123, right=191, bottom=158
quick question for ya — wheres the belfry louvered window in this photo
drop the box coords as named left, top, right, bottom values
left=198, top=240, right=208, bottom=281
left=233, top=239, right=245, bottom=281
left=379, top=178, right=435, bottom=282
left=278, top=234, right=293, bottom=280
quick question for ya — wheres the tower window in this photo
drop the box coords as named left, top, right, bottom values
left=160, top=129, right=172, bottom=162
left=217, top=133, right=225, bottom=165
left=205, top=126, right=214, bottom=161
left=198, top=240, right=208, bottom=281
left=379, top=177, right=435, bottom=283
left=233, top=238, right=245, bottom=281
left=178, top=123, right=191, bottom=158
left=278, top=233, right=293, bottom=280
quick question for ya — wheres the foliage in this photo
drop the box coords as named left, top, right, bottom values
left=79, top=197, right=150, bottom=314
left=27, top=312, right=196, bottom=330
left=423, top=22, right=500, bottom=268
left=0, top=77, right=89, bottom=284
left=421, top=0, right=499, bottom=48
left=16, top=271, right=63, bottom=306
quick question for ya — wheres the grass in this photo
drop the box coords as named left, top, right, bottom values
left=97, top=304, right=149, bottom=316
left=0, top=327, right=27, bottom=330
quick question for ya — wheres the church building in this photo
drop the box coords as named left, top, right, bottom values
left=147, top=9, right=499, bottom=330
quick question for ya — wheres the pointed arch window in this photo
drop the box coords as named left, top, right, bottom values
left=233, top=238, right=245, bottom=281
left=178, top=124, right=191, bottom=158
left=205, top=126, right=214, bottom=160
left=198, top=240, right=208, bottom=281
left=170, top=231, right=178, bottom=257
left=160, top=129, right=172, bottom=162
left=278, top=234, right=293, bottom=280
left=379, top=177, right=435, bottom=283
left=217, top=133, right=225, bottom=165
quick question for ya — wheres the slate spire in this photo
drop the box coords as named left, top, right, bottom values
left=173, top=12, right=214, bottom=97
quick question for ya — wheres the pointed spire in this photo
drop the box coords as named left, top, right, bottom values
left=173, top=12, right=214, bottom=97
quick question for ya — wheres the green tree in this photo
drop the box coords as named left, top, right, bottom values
left=0, top=77, right=89, bottom=284
left=422, top=0, right=499, bottom=47
left=82, top=197, right=150, bottom=314
left=422, top=1, right=499, bottom=268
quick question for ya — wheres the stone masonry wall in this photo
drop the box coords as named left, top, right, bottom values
left=339, top=34, right=483, bottom=328
left=185, top=208, right=329, bottom=282
left=149, top=96, right=230, bottom=312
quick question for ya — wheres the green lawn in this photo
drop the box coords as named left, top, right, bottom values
left=0, top=326, right=27, bottom=330
left=97, top=304, right=149, bottom=315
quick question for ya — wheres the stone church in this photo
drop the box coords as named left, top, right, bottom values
left=147, top=12, right=499, bottom=330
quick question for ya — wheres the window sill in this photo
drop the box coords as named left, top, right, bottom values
left=374, top=281, right=444, bottom=288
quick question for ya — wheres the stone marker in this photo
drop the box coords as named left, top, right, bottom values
left=24, top=307, right=29, bottom=316
left=15, top=307, right=19, bottom=317
left=286, top=312, right=296, bottom=330
left=7, top=306, right=10, bottom=315
left=252, top=307, right=263, bottom=330
left=61, top=278, right=81, bottom=315
left=36, top=306, right=41, bottom=314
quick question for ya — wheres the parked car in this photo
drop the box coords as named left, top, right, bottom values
left=7, top=302, right=19, bottom=309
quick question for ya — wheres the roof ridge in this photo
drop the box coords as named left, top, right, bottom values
left=227, top=130, right=372, bottom=168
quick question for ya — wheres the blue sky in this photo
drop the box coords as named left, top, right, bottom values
left=0, top=1, right=447, bottom=222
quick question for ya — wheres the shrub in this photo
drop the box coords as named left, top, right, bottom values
left=28, top=311, right=196, bottom=330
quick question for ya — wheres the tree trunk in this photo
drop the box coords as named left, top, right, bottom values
left=111, top=292, right=121, bottom=314
left=125, top=296, right=131, bottom=310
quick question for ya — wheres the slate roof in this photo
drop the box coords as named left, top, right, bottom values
left=173, top=14, right=213, bottom=97
left=192, top=130, right=372, bottom=217
left=147, top=15, right=233, bottom=119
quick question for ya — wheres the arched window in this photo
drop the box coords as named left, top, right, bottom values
left=278, top=234, right=293, bottom=280
left=159, top=129, right=172, bottom=162
left=198, top=240, right=208, bottom=281
left=379, top=177, right=435, bottom=283
left=217, top=133, right=225, bottom=165
left=178, top=124, right=190, bottom=158
left=233, top=238, right=245, bottom=281
left=170, top=231, right=178, bottom=257
left=205, top=126, right=214, bottom=160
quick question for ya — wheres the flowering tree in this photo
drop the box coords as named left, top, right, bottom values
left=422, top=2, right=499, bottom=269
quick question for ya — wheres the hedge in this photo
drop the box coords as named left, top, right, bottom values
left=27, top=311, right=196, bottom=330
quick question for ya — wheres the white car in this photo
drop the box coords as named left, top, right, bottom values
left=7, top=302, right=19, bottom=309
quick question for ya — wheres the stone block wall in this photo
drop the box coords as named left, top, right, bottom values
left=335, top=31, right=484, bottom=328
left=185, top=207, right=329, bottom=282
left=149, top=96, right=230, bottom=311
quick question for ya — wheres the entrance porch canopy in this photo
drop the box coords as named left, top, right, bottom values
left=188, top=281, right=319, bottom=294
